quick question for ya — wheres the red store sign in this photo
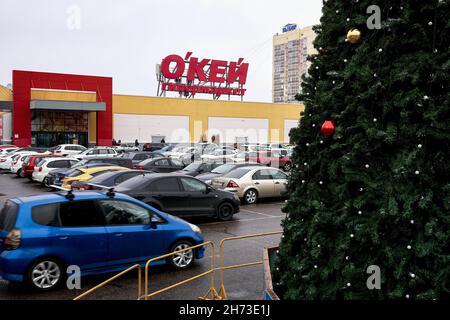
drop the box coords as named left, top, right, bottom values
left=158, top=52, right=249, bottom=98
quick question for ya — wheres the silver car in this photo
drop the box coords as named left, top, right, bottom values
left=211, top=166, right=288, bottom=204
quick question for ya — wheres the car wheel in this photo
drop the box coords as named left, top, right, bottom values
left=283, top=162, right=292, bottom=172
left=16, top=169, right=22, bottom=177
left=26, top=258, right=64, bottom=291
left=167, top=241, right=195, bottom=270
left=42, top=177, right=49, bottom=187
left=243, top=189, right=258, bottom=205
left=217, top=202, right=234, bottom=221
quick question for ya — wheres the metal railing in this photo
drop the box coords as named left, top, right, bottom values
left=217, top=231, right=283, bottom=300
left=73, top=264, right=142, bottom=300
left=144, top=241, right=221, bottom=300
left=72, top=231, right=283, bottom=301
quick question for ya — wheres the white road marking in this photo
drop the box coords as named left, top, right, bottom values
left=198, top=215, right=284, bottom=226
left=240, top=208, right=279, bottom=217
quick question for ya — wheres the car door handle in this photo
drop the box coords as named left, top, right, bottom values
left=275, top=182, right=280, bottom=184
left=254, top=182, right=260, bottom=185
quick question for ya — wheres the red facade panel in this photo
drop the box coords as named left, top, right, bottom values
left=12, top=70, right=113, bottom=147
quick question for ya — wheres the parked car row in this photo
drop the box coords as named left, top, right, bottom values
left=0, top=142, right=291, bottom=292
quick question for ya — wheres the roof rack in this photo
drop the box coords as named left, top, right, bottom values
left=86, top=183, right=116, bottom=198
left=50, top=185, right=75, bottom=200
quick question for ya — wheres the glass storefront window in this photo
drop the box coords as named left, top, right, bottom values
left=31, top=110, right=89, bottom=147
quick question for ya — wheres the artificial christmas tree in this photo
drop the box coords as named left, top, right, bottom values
left=274, top=0, right=449, bottom=299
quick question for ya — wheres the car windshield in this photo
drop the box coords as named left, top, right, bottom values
left=79, top=148, right=93, bottom=155
left=73, top=159, right=88, bottom=167
left=224, top=167, right=253, bottom=179
left=66, top=169, right=84, bottom=178
left=183, top=162, right=202, bottom=172
left=211, top=164, right=236, bottom=174
left=116, top=174, right=149, bottom=189
left=35, top=158, right=47, bottom=166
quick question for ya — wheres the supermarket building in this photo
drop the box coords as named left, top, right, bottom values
left=0, top=70, right=303, bottom=147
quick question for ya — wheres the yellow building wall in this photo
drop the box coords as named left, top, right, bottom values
left=0, top=85, right=13, bottom=101
left=112, top=95, right=303, bottom=143
left=23, top=89, right=304, bottom=144
left=30, top=89, right=96, bottom=102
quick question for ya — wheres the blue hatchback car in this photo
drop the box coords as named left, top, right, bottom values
left=0, top=191, right=204, bottom=291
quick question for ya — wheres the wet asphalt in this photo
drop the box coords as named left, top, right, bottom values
left=0, top=171, right=285, bottom=300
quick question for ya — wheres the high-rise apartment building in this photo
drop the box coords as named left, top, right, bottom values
left=272, top=24, right=316, bottom=103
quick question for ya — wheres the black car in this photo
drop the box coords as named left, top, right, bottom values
left=119, top=151, right=164, bottom=166
left=74, top=156, right=133, bottom=169
left=173, top=161, right=222, bottom=177
left=71, top=169, right=154, bottom=190
left=115, top=173, right=240, bottom=220
left=136, top=157, right=185, bottom=173
left=196, top=162, right=261, bottom=184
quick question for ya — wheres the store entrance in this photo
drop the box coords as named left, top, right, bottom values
left=32, top=132, right=88, bottom=148
left=31, top=110, right=89, bottom=147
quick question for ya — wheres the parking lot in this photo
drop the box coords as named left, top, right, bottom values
left=0, top=171, right=285, bottom=300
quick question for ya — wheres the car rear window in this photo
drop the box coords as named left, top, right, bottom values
left=32, top=204, right=60, bottom=227
left=211, top=164, right=236, bottom=174
left=224, top=167, right=253, bottom=179
left=0, top=201, right=19, bottom=232
left=116, top=175, right=149, bottom=189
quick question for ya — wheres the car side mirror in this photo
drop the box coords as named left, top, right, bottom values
left=205, top=186, right=212, bottom=194
left=150, top=216, right=159, bottom=229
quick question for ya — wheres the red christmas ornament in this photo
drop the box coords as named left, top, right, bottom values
left=321, top=120, right=335, bottom=138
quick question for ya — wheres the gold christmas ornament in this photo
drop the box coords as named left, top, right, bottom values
left=346, top=28, right=361, bottom=44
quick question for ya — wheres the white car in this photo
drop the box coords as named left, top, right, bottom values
left=74, top=147, right=118, bottom=160
left=114, top=143, right=139, bottom=153
left=32, top=157, right=79, bottom=184
left=0, top=147, right=18, bottom=156
left=48, top=144, right=87, bottom=156
left=9, top=152, right=39, bottom=175
left=230, top=151, right=249, bottom=163
left=0, top=153, right=20, bottom=170
left=200, top=148, right=238, bottom=162
left=166, top=147, right=196, bottom=159
left=0, top=151, right=37, bottom=170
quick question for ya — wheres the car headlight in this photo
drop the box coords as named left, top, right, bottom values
left=205, top=180, right=212, bottom=185
left=188, top=223, right=201, bottom=234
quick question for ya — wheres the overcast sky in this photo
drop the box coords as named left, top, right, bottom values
left=0, top=0, right=322, bottom=102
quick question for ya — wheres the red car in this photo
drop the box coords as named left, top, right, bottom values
left=21, top=154, right=61, bottom=179
left=248, top=150, right=292, bottom=172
